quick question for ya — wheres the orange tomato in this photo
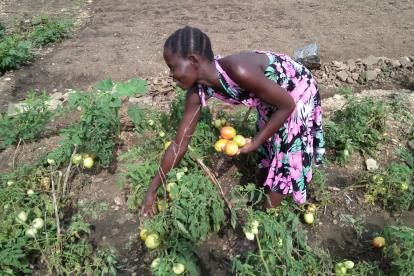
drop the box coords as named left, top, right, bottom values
left=220, top=126, right=236, bottom=139
left=224, top=140, right=238, bottom=156
left=214, top=139, right=228, bottom=152
left=373, top=237, right=385, bottom=248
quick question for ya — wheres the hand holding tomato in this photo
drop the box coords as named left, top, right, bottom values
left=236, top=138, right=256, bottom=155
left=141, top=191, right=158, bottom=218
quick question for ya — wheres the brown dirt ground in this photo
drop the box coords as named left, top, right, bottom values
left=1, top=0, right=414, bottom=275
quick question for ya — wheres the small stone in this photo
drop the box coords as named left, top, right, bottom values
left=399, top=56, right=411, bottom=68
left=408, top=140, right=414, bottom=150
left=332, top=211, right=338, bottom=216
left=125, top=213, right=134, bottom=220
left=111, top=228, right=120, bottom=235
left=337, top=70, right=348, bottom=82
left=352, top=73, right=359, bottom=80
left=117, top=217, right=127, bottom=225
left=346, top=77, right=353, bottom=84
left=92, top=178, right=104, bottom=183
left=114, top=206, right=119, bottom=211
left=122, top=258, right=128, bottom=263
left=365, top=64, right=372, bottom=71
left=347, top=59, right=356, bottom=71
left=50, top=92, right=64, bottom=100
left=102, top=236, right=106, bottom=240
left=4, top=77, right=11, bottom=81
left=333, top=220, right=338, bottom=225
left=388, top=59, right=401, bottom=68
left=390, top=71, right=396, bottom=78
left=114, top=197, right=124, bottom=205
left=365, top=158, right=379, bottom=170
left=132, top=273, right=137, bottom=276
left=134, top=258, right=138, bottom=262
left=129, top=96, right=152, bottom=106
left=365, top=70, right=377, bottom=81
left=362, top=55, right=379, bottom=66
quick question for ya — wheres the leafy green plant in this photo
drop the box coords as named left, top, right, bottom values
left=383, top=66, right=393, bottom=77
left=232, top=171, right=243, bottom=179
left=309, top=165, right=331, bottom=207
left=230, top=185, right=335, bottom=276
left=360, top=160, right=413, bottom=212
left=0, top=34, right=32, bottom=75
left=339, top=214, right=369, bottom=239
left=140, top=170, right=225, bottom=275
left=49, top=78, right=148, bottom=166
left=324, top=87, right=388, bottom=163
left=395, top=147, right=413, bottom=169
left=28, top=16, right=74, bottom=48
left=382, top=224, right=414, bottom=276
left=0, top=89, right=57, bottom=150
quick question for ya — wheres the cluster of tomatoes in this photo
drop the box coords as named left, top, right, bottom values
left=139, top=229, right=186, bottom=274
left=213, top=121, right=247, bottom=156
left=72, top=153, right=94, bottom=168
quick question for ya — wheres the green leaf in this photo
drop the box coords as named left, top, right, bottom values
left=127, top=106, right=145, bottom=125
left=95, top=77, right=115, bottom=92
left=175, top=220, right=189, bottom=235
left=130, top=78, right=149, bottom=94
left=113, top=83, right=139, bottom=98
left=109, top=98, right=121, bottom=108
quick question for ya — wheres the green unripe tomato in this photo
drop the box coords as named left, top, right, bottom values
left=7, top=180, right=15, bottom=186
left=83, top=157, right=94, bottom=168
left=72, top=154, right=83, bottom=164
left=213, top=119, right=222, bottom=129
left=151, top=258, right=160, bottom=268
left=159, top=131, right=165, bottom=137
left=334, top=263, right=347, bottom=274
left=399, top=181, right=409, bottom=191
left=172, top=263, right=185, bottom=275
left=148, top=119, right=154, bottom=126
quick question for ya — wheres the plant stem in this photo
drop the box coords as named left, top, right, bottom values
left=256, top=233, right=271, bottom=276
left=62, top=144, right=77, bottom=196
left=50, top=164, right=61, bottom=237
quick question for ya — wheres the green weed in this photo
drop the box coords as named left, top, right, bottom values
left=0, top=89, right=57, bottom=150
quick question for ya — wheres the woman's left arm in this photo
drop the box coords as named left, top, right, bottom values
left=229, top=62, right=296, bottom=154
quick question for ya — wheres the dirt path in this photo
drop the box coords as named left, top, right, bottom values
left=1, top=0, right=414, bottom=113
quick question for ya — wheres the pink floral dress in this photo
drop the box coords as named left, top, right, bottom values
left=198, top=51, right=325, bottom=204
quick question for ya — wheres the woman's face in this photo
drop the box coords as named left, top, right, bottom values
left=163, top=48, right=198, bottom=90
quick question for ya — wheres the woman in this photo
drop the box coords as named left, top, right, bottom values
left=140, top=26, right=325, bottom=254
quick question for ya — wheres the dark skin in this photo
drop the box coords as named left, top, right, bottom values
left=141, top=47, right=296, bottom=255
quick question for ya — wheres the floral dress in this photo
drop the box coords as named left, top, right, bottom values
left=198, top=51, right=325, bottom=204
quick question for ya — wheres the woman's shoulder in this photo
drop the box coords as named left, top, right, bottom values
left=219, top=52, right=270, bottom=80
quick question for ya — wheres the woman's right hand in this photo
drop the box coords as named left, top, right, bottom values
left=141, top=190, right=158, bottom=218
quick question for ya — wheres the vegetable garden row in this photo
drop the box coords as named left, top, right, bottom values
left=1, top=78, right=414, bottom=275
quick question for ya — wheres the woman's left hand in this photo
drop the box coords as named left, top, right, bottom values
left=236, top=138, right=257, bottom=155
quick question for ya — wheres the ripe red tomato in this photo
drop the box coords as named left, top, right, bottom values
left=220, top=127, right=236, bottom=139
left=224, top=140, right=238, bottom=156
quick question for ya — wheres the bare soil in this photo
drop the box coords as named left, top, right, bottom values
left=1, top=0, right=414, bottom=275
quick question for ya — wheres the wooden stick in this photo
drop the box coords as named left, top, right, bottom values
left=62, top=144, right=77, bottom=196
left=12, top=139, right=22, bottom=169
left=50, top=164, right=61, bottom=236
left=188, top=145, right=233, bottom=211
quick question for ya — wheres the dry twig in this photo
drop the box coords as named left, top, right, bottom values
left=12, top=138, right=22, bottom=169
left=50, top=164, right=61, bottom=236
left=62, top=144, right=78, bottom=196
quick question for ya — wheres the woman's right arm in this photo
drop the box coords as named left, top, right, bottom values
left=140, top=84, right=202, bottom=218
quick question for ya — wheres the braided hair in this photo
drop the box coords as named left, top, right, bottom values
left=164, top=26, right=214, bottom=61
